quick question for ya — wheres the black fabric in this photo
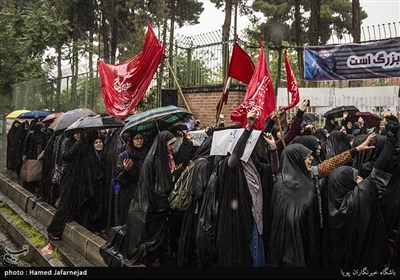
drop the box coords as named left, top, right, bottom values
left=41, top=131, right=57, bottom=202
left=6, top=120, right=23, bottom=171
left=323, top=117, right=338, bottom=133
left=215, top=158, right=253, bottom=266
left=268, top=143, right=322, bottom=267
left=352, top=134, right=386, bottom=178
left=21, top=122, right=46, bottom=193
left=177, top=154, right=213, bottom=267
left=291, top=135, right=322, bottom=165
left=16, top=121, right=30, bottom=177
left=104, top=128, right=126, bottom=231
left=47, top=135, right=93, bottom=237
left=100, top=131, right=175, bottom=266
left=85, top=137, right=107, bottom=232
left=114, top=142, right=147, bottom=225
left=325, top=131, right=351, bottom=159
left=174, top=137, right=194, bottom=166
left=196, top=156, right=224, bottom=267
left=321, top=166, right=389, bottom=267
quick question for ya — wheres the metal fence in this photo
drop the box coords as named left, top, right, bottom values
left=7, top=20, right=400, bottom=114
left=172, top=28, right=255, bottom=87
left=330, top=21, right=400, bottom=44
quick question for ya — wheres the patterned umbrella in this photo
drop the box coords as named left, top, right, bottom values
left=121, top=105, right=192, bottom=134
left=65, top=114, right=125, bottom=131
left=48, top=108, right=95, bottom=131
left=349, top=111, right=382, bottom=129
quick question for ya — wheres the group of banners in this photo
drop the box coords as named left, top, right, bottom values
left=97, top=23, right=400, bottom=128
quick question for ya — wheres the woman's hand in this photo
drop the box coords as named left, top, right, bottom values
left=246, top=108, right=257, bottom=131
left=123, top=158, right=133, bottom=171
left=297, top=99, right=308, bottom=112
left=263, top=132, right=276, bottom=150
left=356, top=132, right=376, bottom=152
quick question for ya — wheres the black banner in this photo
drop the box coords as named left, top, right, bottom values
left=304, top=39, right=400, bottom=80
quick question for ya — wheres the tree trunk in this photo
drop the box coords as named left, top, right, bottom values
left=222, top=0, right=233, bottom=80
left=352, top=0, right=361, bottom=43
left=56, top=43, right=62, bottom=112
left=70, top=44, right=79, bottom=108
left=159, top=18, right=168, bottom=107
left=100, top=0, right=110, bottom=62
left=110, top=0, right=118, bottom=64
left=168, top=0, right=176, bottom=88
left=294, top=0, right=304, bottom=86
left=89, top=2, right=94, bottom=110
left=309, top=0, right=321, bottom=45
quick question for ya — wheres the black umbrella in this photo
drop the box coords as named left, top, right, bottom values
left=65, top=114, right=125, bottom=131
left=323, top=105, right=359, bottom=119
left=303, top=113, right=318, bottom=123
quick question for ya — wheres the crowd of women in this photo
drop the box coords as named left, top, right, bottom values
left=5, top=100, right=400, bottom=268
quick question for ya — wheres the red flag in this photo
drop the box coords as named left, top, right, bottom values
left=215, top=42, right=255, bottom=122
left=281, top=50, right=300, bottom=111
left=230, top=40, right=276, bottom=130
left=228, top=42, right=255, bottom=84
left=98, top=23, right=165, bottom=119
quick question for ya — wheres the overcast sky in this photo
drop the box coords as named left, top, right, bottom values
left=176, top=0, right=400, bottom=39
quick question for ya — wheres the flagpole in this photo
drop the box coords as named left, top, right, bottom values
left=215, top=77, right=231, bottom=125
left=215, top=87, right=226, bottom=125
left=166, top=59, right=192, bottom=113
left=276, top=109, right=286, bottom=148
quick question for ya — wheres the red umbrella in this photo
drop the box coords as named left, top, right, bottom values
left=350, top=112, right=382, bottom=129
left=42, top=112, right=64, bottom=124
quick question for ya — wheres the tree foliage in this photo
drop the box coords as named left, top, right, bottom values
left=0, top=2, right=69, bottom=95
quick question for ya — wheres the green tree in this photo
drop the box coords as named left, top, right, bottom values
left=0, top=2, right=69, bottom=98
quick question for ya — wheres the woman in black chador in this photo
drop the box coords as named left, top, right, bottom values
left=268, top=132, right=376, bottom=267
left=47, top=129, right=93, bottom=240
left=100, top=131, right=177, bottom=266
left=22, top=122, right=46, bottom=194
left=321, top=124, right=399, bottom=268
left=176, top=135, right=213, bottom=267
left=113, top=132, right=147, bottom=226
left=7, top=120, right=23, bottom=172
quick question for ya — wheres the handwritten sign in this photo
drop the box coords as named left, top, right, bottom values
left=210, top=128, right=262, bottom=162
left=187, top=130, right=207, bottom=146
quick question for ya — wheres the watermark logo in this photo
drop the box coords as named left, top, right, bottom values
left=3, top=245, right=29, bottom=265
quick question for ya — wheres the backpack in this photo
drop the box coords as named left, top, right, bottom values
left=168, top=157, right=207, bottom=211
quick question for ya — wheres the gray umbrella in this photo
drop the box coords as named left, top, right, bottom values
left=65, top=114, right=125, bottom=131
left=48, top=108, right=95, bottom=131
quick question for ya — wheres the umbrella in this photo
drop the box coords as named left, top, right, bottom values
left=323, top=105, right=359, bottom=119
left=6, top=110, right=30, bottom=119
left=303, top=113, right=318, bottom=123
left=48, top=108, right=96, bottom=131
left=349, top=111, right=382, bottom=129
left=65, top=114, right=125, bottom=131
left=121, top=105, right=192, bottom=134
left=17, top=110, right=50, bottom=119
left=41, top=112, right=64, bottom=124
